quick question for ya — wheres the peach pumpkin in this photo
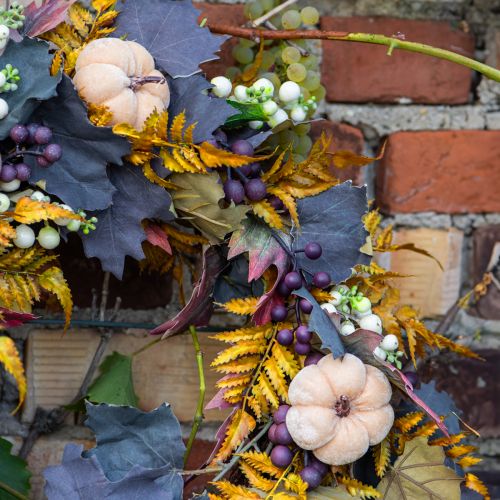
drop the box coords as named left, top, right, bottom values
left=73, top=38, right=170, bottom=130
left=286, top=353, right=394, bottom=465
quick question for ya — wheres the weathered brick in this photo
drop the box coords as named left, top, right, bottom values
left=310, top=120, right=366, bottom=184
left=321, top=17, right=474, bottom=104
left=376, top=131, right=500, bottom=214
left=197, top=3, right=245, bottom=79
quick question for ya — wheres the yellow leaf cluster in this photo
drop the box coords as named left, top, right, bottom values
left=372, top=438, right=391, bottom=478
left=41, top=1, right=119, bottom=76
left=209, top=479, right=262, bottom=499
left=6, top=197, right=83, bottom=225
left=87, top=103, right=114, bottom=127
left=336, top=476, right=381, bottom=499
left=221, top=296, right=259, bottom=315
left=0, top=336, right=26, bottom=413
left=0, top=248, right=73, bottom=331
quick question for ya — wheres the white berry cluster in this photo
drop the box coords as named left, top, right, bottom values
left=210, top=76, right=317, bottom=130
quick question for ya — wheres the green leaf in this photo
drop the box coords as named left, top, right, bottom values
left=224, top=101, right=267, bottom=129
left=87, top=352, right=139, bottom=407
left=376, top=437, right=462, bottom=500
left=0, top=437, right=31, bottom=500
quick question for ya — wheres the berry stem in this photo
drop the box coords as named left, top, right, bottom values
left=129, top=75, right=166, bottom=91
left=3, top=150, right=45, bottom=162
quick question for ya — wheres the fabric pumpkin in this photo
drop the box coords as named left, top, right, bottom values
left=286, top=353, right=394, bottom=465
left=73, top=38, right=170, bottom=130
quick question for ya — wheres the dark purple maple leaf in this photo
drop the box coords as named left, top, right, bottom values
left=0, top=308, right=36, bottom=328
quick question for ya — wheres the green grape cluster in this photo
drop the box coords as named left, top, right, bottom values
left=0, top=1, right=25, bottom=30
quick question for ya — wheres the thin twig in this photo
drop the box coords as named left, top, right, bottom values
left=0, top=480, right=29, bottom=500
left=264, top=20, right=309, bottom=57
left=179, top=467, right=222, bottom=476
left=251, top=0, right=298, bottom=27
left=99, top=272, right=110, bottom=322
left=208, top=24, right=500, bottom=83
left=184, top=325, right=206, bottom=468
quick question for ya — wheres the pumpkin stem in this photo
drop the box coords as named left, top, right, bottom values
left=334, top=395, right=350, bottom=417
left=129, top=76, right=166, bottom=90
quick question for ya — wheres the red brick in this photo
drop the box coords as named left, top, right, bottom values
left=197, top=3, right=245, bottom=79
left=376, top=131, right=500, bottom=214
left=310, top=120, right=366, bottom=184
left=321, top=17, right=474, bottom=104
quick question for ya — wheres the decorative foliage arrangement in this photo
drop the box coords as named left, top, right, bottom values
left=0, top=0, right=496, bottom=499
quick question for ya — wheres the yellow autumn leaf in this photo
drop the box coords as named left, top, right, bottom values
left=373, top=438, right=391, bottom=478
left=0, top=220, right=16, bottom=247
left=332, top=141, right=386, bottom=169
left=87, top=102, right=113, bottom=127
left=9, top=197, right=82, bottom=225
left=197, top=141, right=274, bottom=168
left=211, top=340, right=266, bottom=367
left=464, top=473, right=490, bottom=500
left=0, top=336, right=26, bottom=413
left=39, top=267, right=73, bottom=332
left=221, top=296, right=259, bottom=315
left=239, top=461, right=275, bottom=491
left=240, top=451, right=282, bottom=478
left=251, top=199, right=284, bottom=230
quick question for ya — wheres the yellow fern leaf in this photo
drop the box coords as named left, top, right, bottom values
left=0, top=220, right=16, bottom=247
left=261, top=149, right=288, bottom=182
left=364, top=209, right=382, bottom=237
left=210, top=325, right=268, bottom=344
left=445, top=445, right=477, bottom=459
left=197, top=141, right=273, bottom=168
left=239, top=461, right=275, bottom=491
left=211, top=340, right=266, bottom=368
left=53, top=22, right=82, bottom=49
left=428, top=433, right=466, bottom=447
left=68, top=4, right=92, bottom=36
left=240, top=451, right=282, bottom=478
left=284, top=473, right=308, bottom=495
left=373, top=438, right=391, bottom=478
left=464, top=473, right=490, bottom=500
left=50, top=50, right=64, bottom=76
left=310, top=288, right=331, bottom=303
left=91, top=0, right=116, bottom=12
left=246, top=395, right=263, bottom=419
left=272, top=343, right=300, bottom=378
left=39, top=267, right=73, bottom=332
left=213, top=356, right=261, bottom=375
left=457, top=456, right=482, bottom=468
left=143, top=162, right=179, bottom=190
left=394, top=412, right=425, bottom=433
left=432, top=333, right=483, bottom=360
left=87, top=103, right=113, bottom=126
left=264, top=356, right=289, bottom=402
left=213, top=410, right=256, bottom=463
left=0, top=336, right=26, bottom=413
left=256, top=372, right=279, bottom=409
left=210, top=480, right=262, bottom=499
left=222, top=296, right=259, bottom=315
left=94, top=10, right=119, bottom=28
left=409, top=420, right=439, bottom=439
left=5, top=275, right=29, bottom=311
left=170, top=111, right=186, bottom=143
left=216, top=374, right=252, bottom=390
left=267, top=186, right=299, bottom=227
left=252, top=199, right=284, bottom=230
left=10, top=197, right=82, bottom=225
left=337, top=476, right=381, bottom=499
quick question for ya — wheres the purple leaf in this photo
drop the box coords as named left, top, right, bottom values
left=23, top=0, right=77, bottom=37
left=150, top=246, right=227, bottom=337
left=145, top=224, right=172, bottom=255
left=205, top=387, right=234, bottom=411
left=228, top=218, right=291, bottom=325
left=0, top=308, right=37, bottom=328
left=114, top=0, right=228, bottom=78
left=204, top=407, right=239, bottom=465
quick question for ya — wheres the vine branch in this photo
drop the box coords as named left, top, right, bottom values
left=208, top=25, right=500, bottom=83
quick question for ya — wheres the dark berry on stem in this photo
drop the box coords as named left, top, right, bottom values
left=273, top=404, right=290, bottom=424
left=10, top=124, right=29, bottom=144
left=34, top=126, right=53, bottom=145
left=295, top=341, right=311, bottom=355
left=304, top=242, right=322, bottom=260
left=271, top=445, right=293, bottom=468
left=15, top=163, right=31, bottom=181
left=268, top=195, right=284, bottom=210
left=284, top=271, right=302, bottom=290
left=268, top=423, right=278, bottom=443
left=295, top=325, right=312, bottom=343
left=245, top=178, right=267, bottom=201
left=299, top=298, right=313, bottom=314
left=0, top=164, right=17, bottom=182
left=239, top=164, right=252, bottom=176
left=223, top=179, right=245, bottom=204
left=213, top=129, right=227, bottom=144
left=277, top=280, right=291, bottom=297
left=313, top=271, right=331, bottom=289
left=26, top=123, right=39, bottom=144
left=231, top=139, right=254, bottom=156
left=275, top=423, right=294, bottom=445
left=43, top=143, right=63, bottom=163
left=36, top=156, right=51, bottom=168
left=304, top=352, right=324, bottom=366
left=249, top=162, right=261, bottom=177
left=300, top=465, right=323, bottom=490
left=271, top=305, right=288, bottom=322
left=308, top=454, right=329, bottom=476
left=277, top=328, right=293, bottom=346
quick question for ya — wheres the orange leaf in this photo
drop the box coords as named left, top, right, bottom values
left=39, top=267, right=73, bottom=332
left=9, top=197, right=82, bottom=225
left=332, top=140, right=386, bottom=169
left=464, top=473, right=490, bottom=499
left=197, top=141, right=274, bottom=168
left=0, top=336, right=26, bottom=413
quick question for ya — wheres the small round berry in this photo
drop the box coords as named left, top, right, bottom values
left=223, top=179, right=245, bottom=204
left=403, top=371, right=419, bottom=387
left=213, top=129, right=227, bottom=144
left=263, top=99, right=278, bottom=116
left=268, top=423, right=278, bottom=443
left=304, top=352, right=324, bottom=366
left=26, top=123, right=39, bottom=144
left=249, top=120, right=263, bottom=130
left=36, top=156, right=51, bottom=168
left=299, top=298, right=313, bottom=314
left=0, top=98, right=8, bottom=120
left=295, top=325, right=312, bottom=343
left=37, top=226, right=60, bottom=250
left=210, top=76, right=232, bottom=98
left=271, top=445, right=293, bottom=468
left=271, top=305, right=288, bottom=322
left=268, top=108, right=289, bottom=128
left=14, top=224, right=35, bottom=249
left=43, top=143, right=63, bottom=163
left=0, top=179, right=20, bottom=192
left=30, top=191, right=46, bottom=202
left=253, top=77, right=274, bottom=95
left=273, top=404, right=290, bottom=424
left=10, top=124, right=29, bottom=144
left=248, top=162, right=262, bottom=177
left=351, top=296, right=372, bottom=315
left=231, top=139, right=254, bottom=157
left=329, top=291, right=343, bottom=306
left=275, top=423, right=294, bottom=445
left=233, top=85, right=248, bottom=102
left=373, top=346, right=387, bottom=361
left=381, top=334, right=399, bottom=352
left=66, top=219, right=81, bottom=232
left=308, top=454, right=329, bottom=476
left=359, top=314, right=383, bottom=334
left=244, top=178, right=267, bottom=201
left=299, top=465, right=323, bottom=490
left=0, top=164, right=17, bottom=182
left=340, top=321, right=356, bottom=336
left=313, top=271, right=331, bottom=289
left=277, top=328, right=294, bottom=346
left=268, top=195, right=284, bottom=210
left=290, top=105, right=307, bottom=123
left=294, top=341, right=311, bottom=355
left=277, top=280, right=290, bottom=297
left=54, top=204, right=74, bottom=226
left=0, top=193, right=10, bottom=213
left=284, top=271, right=302, bottom=290
left=279, top=81, right=301, bottom=103
left=239, top=164, right=252, bottom=176
left=34, top=126, right=53, bottom=145
left=15, top=163, right=31, bottom=182
left=320, top=302, right=336, bottom=314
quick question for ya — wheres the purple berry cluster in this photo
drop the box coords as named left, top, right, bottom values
left=1, top=123, right=62, bottom=183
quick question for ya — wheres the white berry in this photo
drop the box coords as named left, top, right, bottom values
left=0, top=25, right=9, bottom=42
left=262, top=99, right=278, bottom=116
left=278, top=81, right=301, bottom=103
left=0, top=97, right=8, bottom=119
left=334, top=285, right=349, bottom=295
left=381, top=334, right=399, bottom=352
left=373, top=346, right=387, bottom=361
left=290, top=105, right=307, bottom=122
left=253, top=77, right=274, bottom=95
left=359, top=314, right=383, bottom=334
left=329, top=290, right=343, bottom=306
left=54, top=204, right=74, bottom=226
left=234, top=85, right=248, bottom=102
left=351, top=296, right=372, bottom=314
left=0, top=193, right=9, bottom=212
left=320, top=302, right=337, bottom=315
left=268, top=108, right=289, bottom=128
left=30, top=191, right=46, bottom=202
left=210, top=76, right=232, bottom=98
left=249, top=120, right=263, bottom=130
left=66, top=219, right=81, bottom=232
left=37, top=226, right=60, bottom=250
left=14, top=224, right=35, bottom=249
left=0, top=179, right=20, bottom=192
left=340, top=321, right=356, bottom=336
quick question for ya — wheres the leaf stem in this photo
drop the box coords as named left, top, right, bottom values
left=184, top=325, right=206, bottom=468
left=207, top=25, right=500, bottom=83
left=0, top=480, right=29, bottom=500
